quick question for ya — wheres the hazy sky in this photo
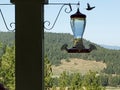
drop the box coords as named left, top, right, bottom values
left=0, top=0, right=120, bottom=46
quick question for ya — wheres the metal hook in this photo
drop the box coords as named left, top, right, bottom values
left=44, top=4, right=72, bottom=30
left=0, top=9, right=15, bottom=31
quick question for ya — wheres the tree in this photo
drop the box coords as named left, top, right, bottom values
left=70, top=73, right=83, bottom=90
left=44, top=56, right=53, bottom=90
left=58, top=71, right=70, bottom=90
left=82, top=71, right=105, bottom=90
left=100, top=74, right=108, bottom=86
left=108, top=75, right=120, bottom=87
left=0, top=45, right=15, bottom=90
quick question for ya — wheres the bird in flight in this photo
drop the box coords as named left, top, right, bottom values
left=86, top=3, right=95, bottom=11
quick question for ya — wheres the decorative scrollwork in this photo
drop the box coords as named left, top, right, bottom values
left=0, top=3, right=77, bottom=31
left=44, top=4, right=72, bottom=30
left=0, top=9, right=15, bottom=31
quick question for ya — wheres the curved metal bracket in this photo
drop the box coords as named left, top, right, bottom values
left=0, top=9, right=15, bottom=31
left=44, top=4, right=72, bottom=30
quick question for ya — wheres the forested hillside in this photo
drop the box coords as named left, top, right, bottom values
left=0, top=32, right=15, bottom=45
left=0, top=32, right=120, bottom=89
left=44, top=32, right=120, bottom=74
left=0, top=32, right=120, bottom=75
left=0, top=32, right=15, bottom=58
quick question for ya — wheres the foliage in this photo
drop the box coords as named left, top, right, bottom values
left=108, top=75, right=120, bottom=87
left=0, top=32, right=120, bottom=89
left=0, top=32, right=15, bottom=89
left=1, top=32, right=120, bottom=75
left=0, top=32, right=15, bottom=58
left=0, top=45, right=15, bottom=90
left=44, top=56, right=106, bottom=90
left=52, top=71, right=120, bottom=89
left=56, top=70, right=105, bottom=90
left=59, top=71, right=70, bottom=90
left=70, top=73, right=83, bottom=90
left=0, top=32, right=15, bottom=46
left=82, top=71, right=105, bottom=90
left=44, top=56, right=53, bottom=90
left=44, top=32, right=120, bottom=74
left=100, top=74, right=109, bottom=86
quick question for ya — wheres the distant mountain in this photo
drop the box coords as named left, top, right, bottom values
left=100, top=44, right=120, bottom=50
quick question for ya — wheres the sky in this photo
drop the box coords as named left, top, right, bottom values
left=0, top=0, right=15, bottom=32
left=45, top=0, right=120, bottom=46
left=0, top=0, right=120, bottom=46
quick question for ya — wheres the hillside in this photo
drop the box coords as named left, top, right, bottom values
left=0, top=32, right=15, bottom=45
left=52, top=58, right=106, bottom=76
left=0, top=32, right=120, bottom=75
left=44, top=32, right=120, bottom=74
left=0, top=32, right=15, bottom=57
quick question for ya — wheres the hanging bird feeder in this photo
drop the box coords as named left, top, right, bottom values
left=61, top=2, right=96, bottom=53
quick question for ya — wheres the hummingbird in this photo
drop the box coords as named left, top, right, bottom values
left=86, top=3, right=95, bottom=11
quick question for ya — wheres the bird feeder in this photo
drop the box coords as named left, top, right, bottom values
left=61, top=2, right=96, bottom=53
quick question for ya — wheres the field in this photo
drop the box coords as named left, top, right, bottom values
left=51, top=59, right=120, bottom=90
left=52, top=58, right=106, bottom=76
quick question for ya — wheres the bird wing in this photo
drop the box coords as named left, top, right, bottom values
left=87, top=3, right=90, bottom=8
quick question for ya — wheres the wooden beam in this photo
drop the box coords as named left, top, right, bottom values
left=15, top=1, right=44, bottom=90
